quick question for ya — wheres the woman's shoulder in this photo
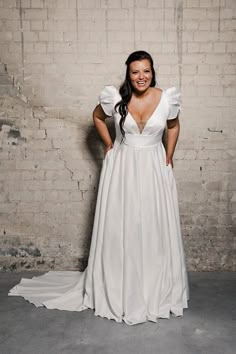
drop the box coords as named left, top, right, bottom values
left=98, top=85, right=120, bottom=116
left=99, top=85, right=120, bottom=103
left=163, top=86, right=181, bottom=102
left=151, top=86, right=180, bottom=98
left=151, top=87, right=163, bottom=94
left=163, top=86, right=181, bottom=119
left=149, top=87, right=163, bottom=101
left=100, top=85, right=119, bottom=98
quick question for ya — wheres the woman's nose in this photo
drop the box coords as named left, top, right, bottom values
left=138, top=72, right=144, bottom=79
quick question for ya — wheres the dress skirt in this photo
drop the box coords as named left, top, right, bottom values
left=9, top=132, right=189, bottom=326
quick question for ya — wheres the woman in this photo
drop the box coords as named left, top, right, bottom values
left=9, top=51, right=189, bottom=325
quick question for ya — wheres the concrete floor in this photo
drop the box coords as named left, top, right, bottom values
left=0, top=272, right=235, bottom=354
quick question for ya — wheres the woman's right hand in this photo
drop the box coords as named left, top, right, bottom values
left=104, top=144, right=113, bottom=157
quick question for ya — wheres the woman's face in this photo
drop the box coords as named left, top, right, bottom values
left=129, top=59, right=153, bottom=93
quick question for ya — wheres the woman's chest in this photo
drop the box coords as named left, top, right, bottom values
left=114, top=94, right=169, bottom=136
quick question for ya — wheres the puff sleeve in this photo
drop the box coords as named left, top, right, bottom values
left=165, top=86, right=181, bottom=120
left=98, top=85, right=117, bottom=117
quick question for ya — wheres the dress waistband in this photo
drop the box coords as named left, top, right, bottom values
left=122, top=133, right=162, bottom=147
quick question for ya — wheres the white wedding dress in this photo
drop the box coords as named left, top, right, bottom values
left=9, top=86, right=189, bottom=325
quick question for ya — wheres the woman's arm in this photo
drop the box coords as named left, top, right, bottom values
left=93, top=104, right=113, bottom=156
left=166, top=116, right=180, bottom=167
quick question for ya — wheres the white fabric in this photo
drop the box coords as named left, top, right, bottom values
left=9, top=85, right=189, bottom=325
left=98, top=85, right=117, bottom=116
left=166, top=86, right=181, bottom=120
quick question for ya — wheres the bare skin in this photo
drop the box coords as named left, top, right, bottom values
left=93, top=104, right=113, bottom=157
left=93, top=59, right=180, bottom=165
left=166, top=117, right=180, bottom=168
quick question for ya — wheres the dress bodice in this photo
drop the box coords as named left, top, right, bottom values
left=98, top=85, right=181, bottom=143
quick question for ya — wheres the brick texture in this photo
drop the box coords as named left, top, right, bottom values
left=0, top=0, right=236, bottom=271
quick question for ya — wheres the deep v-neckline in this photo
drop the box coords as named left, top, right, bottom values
left=128, top=89, right=164, bottom=135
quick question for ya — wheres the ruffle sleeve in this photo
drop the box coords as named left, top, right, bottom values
left=165, top=86, right=181, bottom=120
left=98, top=85, right=118, bottom=117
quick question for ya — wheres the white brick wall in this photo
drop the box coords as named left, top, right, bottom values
left=0, top=0, right=235, bottom=271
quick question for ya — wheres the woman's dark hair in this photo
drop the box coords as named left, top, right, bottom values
left=115, top=50, right=156, bottom=139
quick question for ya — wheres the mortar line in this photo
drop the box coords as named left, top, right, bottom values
left=19, top=0, right=25, bottom=82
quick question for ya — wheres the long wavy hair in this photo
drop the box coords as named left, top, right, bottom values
left=115, top=51, right=156, bottom=139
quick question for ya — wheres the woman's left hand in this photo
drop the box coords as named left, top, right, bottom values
left=166, top=156, right=173, bottom=168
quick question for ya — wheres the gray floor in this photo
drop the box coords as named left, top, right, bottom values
left=0, top=272, right=235, bottom=354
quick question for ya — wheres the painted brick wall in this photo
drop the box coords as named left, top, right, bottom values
left=0, top=0, right=235, bottom=271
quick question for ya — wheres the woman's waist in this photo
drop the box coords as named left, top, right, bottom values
left=116, top=132, right=163, bottom=148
